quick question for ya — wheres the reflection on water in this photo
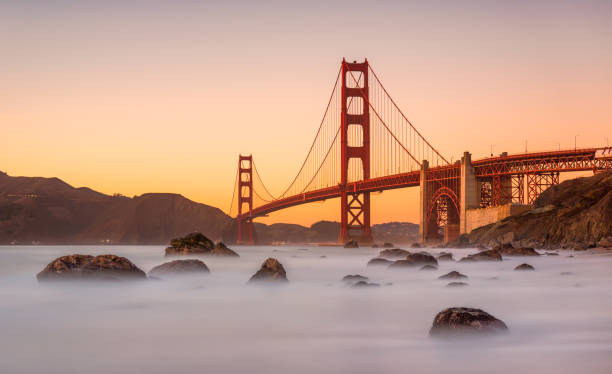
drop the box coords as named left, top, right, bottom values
left=1, top=245, right=612, bottom=374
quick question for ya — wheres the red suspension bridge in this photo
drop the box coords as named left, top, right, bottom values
left=230, top=59, right=612, bottom=245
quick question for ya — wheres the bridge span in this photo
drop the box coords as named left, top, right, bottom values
left=230, top=59, right=612, bottom=244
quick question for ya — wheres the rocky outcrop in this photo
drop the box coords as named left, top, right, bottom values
left=343, top=240, right=359, bottom=248
left=378, top=248, right=411, bottom=259
left=210, top=242, right=240, bottom=257
left=514, top=263, right=535, bottom=271
left=494, top=243, right=540, bottom=256
left=148, top=259, right=209, bottom=277
left=456, top=171, right=612, bottom=248
left=388, top=252, right=438, bottom=268
left=248, top=258, right=288, bottom=283
left=429, top=307, right=508, bottom=337
left=438, top=271, right=467, bottom=280
left=37, top=254, right=146, bottom=281
left=367, top=258, right=393, bottom=266
left=460, top=249, right=502, bottom=262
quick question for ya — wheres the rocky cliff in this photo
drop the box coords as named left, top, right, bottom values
left=461, top=171, right=612, bottom=248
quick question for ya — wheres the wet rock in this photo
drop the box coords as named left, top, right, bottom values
left=379, top=248, right=411, bottom=259
left=573, top=242, right=589, bottom=251
left=352, top=280, right=380, bottom=288
left=514, top=263, right=535, bottom=271
left=382, top=242, right=394, bottom=248
left=438, top=271, right=467, bottom=280
left=210, top=242, right=240, bottom=257
left=459, top=249, right=502, bottom=262
left=388, top=252, right=438, bottom=268
left=446, top=282, right=468, bottom=287
left=437, top=252, right=454, bottom=261
left=342, top=274, right=369, bottom=282
left=248, top=258, right=288, bottom=283
left=545, top=252, right=559, bottom=256
left=599, top=236, right=612, bottom=248
left=494, top=244, right=540, bottom=256
left=344, top=240, right=359, bottom=248
left=420, top=264, right=438, bottom=271
left=165, top=232, right=215, bottom=256
left=367, top=257, right=393, bottom=266
left=429, top=307, right=508, bottom=337
left=410, top=242, right=422, bottom=248
left=148, top=259, right=209, bottom=277
left=371, top=244, right=379, bottom=248
left=37, top=254, right=146, bottom=281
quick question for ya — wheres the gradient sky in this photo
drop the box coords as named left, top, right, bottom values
left=2, top=0, right=611, bottom=226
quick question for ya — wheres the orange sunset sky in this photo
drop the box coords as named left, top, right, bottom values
left=2, top=1, right=611, bottom=226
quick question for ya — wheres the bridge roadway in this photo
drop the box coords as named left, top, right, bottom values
left=238, top=147, right=612, bottom=220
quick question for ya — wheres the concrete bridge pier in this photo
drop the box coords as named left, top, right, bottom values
left=418, top=160, right=429, bottom=243
left=460, top=151, right=479, bottom=235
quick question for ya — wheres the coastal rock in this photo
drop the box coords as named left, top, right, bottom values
left=494, top=244, right=540, bottom=256
left=37, top=254, right=146, bottom=281
left=367, top=258, right=393, bottom=266
left=379, top=248, right=411, bottom=259
left=342, top=274, right=369, bottom=282
left=248, top=258, right=288, bottom=283
left=446, top=282, right=468, bottom=287
left=388, top=252, right=438, bottom=268
left=514, top=263, right=535, bottom=271
left=420, top=264, right=438, bottom=271
left=165, top=232, right=215, bottom=256
left=344, top=240, right=359, bottom=248
left=148, top=259, right=209, bottom=277
left=410, top=242, right=422, bottom=248
left=460, top=249, right=502, bottom=262
left=437, top=252, right=454, bottom=261
left=438, top=271, right=468, bottom=280
left=429, top=307, right=508, bottom=337
left=210, top=242, right=240, bottom=257
left=382, top=242, right=394, bottom=248
left=599, top=236, right=612, bottom=248
left=352, top=280, right=380, bottom=288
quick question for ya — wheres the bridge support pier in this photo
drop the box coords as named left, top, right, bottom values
left=236, top=155, right=255, bottom=245
left=460, top=152, right=479, bottom=235
left=418, top=160, right=429, bottom=243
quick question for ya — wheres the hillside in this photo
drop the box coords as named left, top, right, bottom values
left=0, top=171, right=232, bottom=244
left=460, top=171, right=612, bottom=249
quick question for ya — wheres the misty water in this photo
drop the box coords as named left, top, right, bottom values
left=1, top=245, right=612, bottom=374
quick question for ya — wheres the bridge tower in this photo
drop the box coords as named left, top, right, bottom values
left=237, top=155, right=255, bottom=245
left=339, top=59, right=373, bottom=244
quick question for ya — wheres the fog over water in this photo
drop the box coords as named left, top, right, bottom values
left=1, top=245, right=611, bottom=374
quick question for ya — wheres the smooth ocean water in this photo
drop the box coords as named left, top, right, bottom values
left=1, top=244, right=611, bottom=374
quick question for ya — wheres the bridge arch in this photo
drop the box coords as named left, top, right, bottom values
left=425, top=186, right=460, bottom=243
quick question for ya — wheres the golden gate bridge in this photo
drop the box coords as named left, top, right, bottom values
left=229, top=59, right=612, bottom=245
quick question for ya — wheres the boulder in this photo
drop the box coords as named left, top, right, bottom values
left=437, top=253, right=454, bottom=261
left=352, top=280, right=380, bottom=288
left=165, top=232, right=215, bottom=256
left=514, top=263, right=535, bottom=271
left=248, top=258, right=288, bottom=283
left=599, top=236, right=612, bottom=248
left=379, top=248, right=411, bottom=259
left=342, top=274, right=369, bottom=282
left=382, top=242, right=394, bottom=248
left=367, top=257, right=393, bottom=266
left=494, top=244, right=540, bottom=256
left=388, top=252, right=438, bottom=268
left=210, top=242, right=240, bottom=257
left=371, top=244, right=379, bottom=248
left=438, top=271, right=467, bottom=280
left=460, top=249, right=502, bottom=262
left=545, top=252, right=559, bottom=256
left=446, top=282, right=468, bottom=287
left=378, top=248, right=411, bottom=259
left=344, top=240, right=359, bottom=248
left=429, top=307, right=508, bottom=337
left=37, top=254, right=146, bottom=281
left=410, top=242, right=422, bottom=248
left=148, top=259, right=209, bottom=277
left=420, top=264, right=438, bottom=271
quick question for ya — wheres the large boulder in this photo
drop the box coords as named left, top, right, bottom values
left=248, top=258, right=288, bottom=283
left=37, top=254, right=146, bottom=281
left=379, top=248, right=411, bottom=259
left=494, top=243, right=540, bottom=256
left=165, top=232, right=215, bottom=256
left=460, top=249, right=502, bottom=262
left=210, top=242, right=240, bottom=257
left=388, top=252, right=438, bottom=268
left=429, top=307, right=508, bottom=337
left=148, top=259, right=209, bottom=277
